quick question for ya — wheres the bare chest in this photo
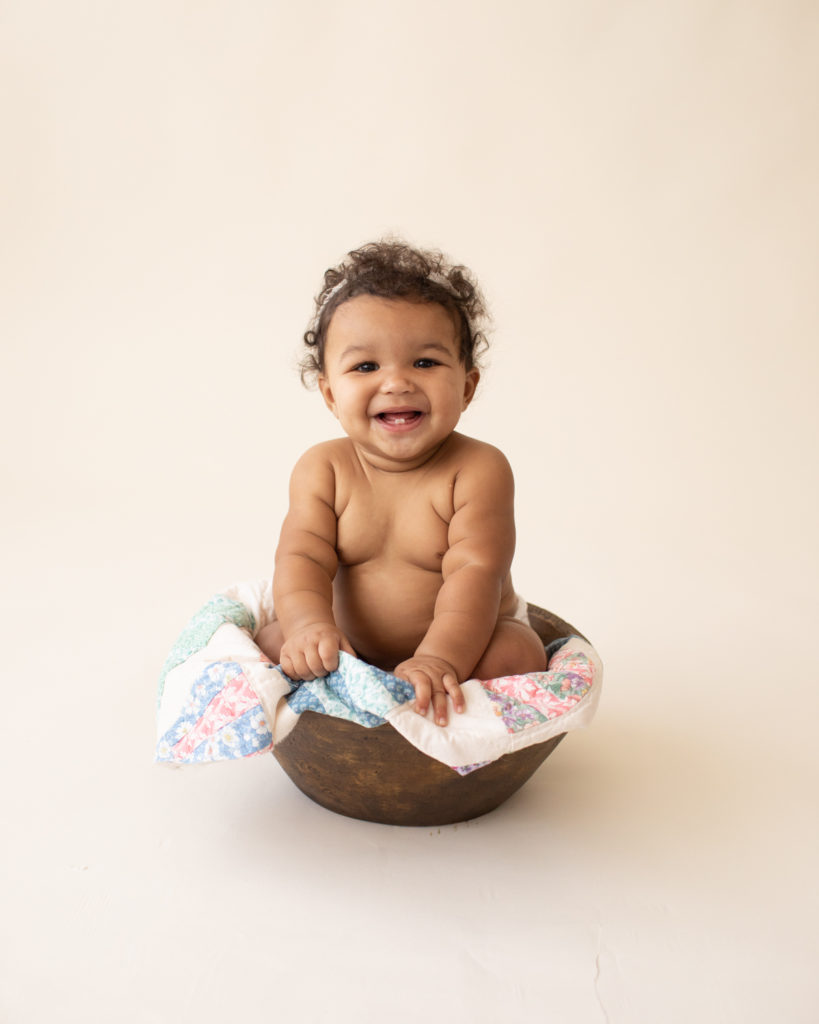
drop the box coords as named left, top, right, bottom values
left=335, top=484, right=452, bottom=572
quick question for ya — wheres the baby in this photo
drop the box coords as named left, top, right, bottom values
left=256, top=241, right=547, bottom=725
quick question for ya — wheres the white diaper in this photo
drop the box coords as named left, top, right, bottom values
left=513, top=593, right=529, bottom=624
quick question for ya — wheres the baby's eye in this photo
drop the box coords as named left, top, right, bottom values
left=353, top=362, right=378, bottom=373
left=414, top=358, right=439, bottom=369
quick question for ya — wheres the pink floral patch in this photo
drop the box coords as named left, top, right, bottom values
left=172, top=671, right=260, bottom=759
left=480, top=649, right=594, bottom=733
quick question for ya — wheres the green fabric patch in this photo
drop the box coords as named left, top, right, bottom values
left=158, top=595, right=256, bottom=703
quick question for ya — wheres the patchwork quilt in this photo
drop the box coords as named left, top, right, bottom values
left=156, top=580, right=602, bottom=775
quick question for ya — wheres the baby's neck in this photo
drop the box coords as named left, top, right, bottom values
left=350, top=434, right=460, bottom=475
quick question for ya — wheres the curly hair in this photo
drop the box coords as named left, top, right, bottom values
left=300, top=239, right=490, bottom=385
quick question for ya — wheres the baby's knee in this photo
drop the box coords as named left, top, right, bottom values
left=473, top=619, right=547, bottom=680
left=255, top=620, right=283, bottom=662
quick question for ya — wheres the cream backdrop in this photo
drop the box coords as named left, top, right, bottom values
left=2, top=2, right=817, bottom=1022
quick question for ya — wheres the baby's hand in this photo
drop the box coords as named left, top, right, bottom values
left=393, top=655, right=465, bottom=727
left=279, top=624, right=355, bottom=680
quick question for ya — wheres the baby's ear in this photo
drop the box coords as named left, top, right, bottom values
left=318, top=376, right=338, bottom=417
left=462, top=368, right=480, bottom=408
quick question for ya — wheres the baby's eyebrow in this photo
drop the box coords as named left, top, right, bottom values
left=337, top=341, right=455, bottom=361
left=337, top=344, right=372, bottom=361
left=417, top=342, right=456, bottom=356
left=334, top=348, right=376, bottom=368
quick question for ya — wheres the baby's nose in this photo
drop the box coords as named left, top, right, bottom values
left=380, top=369, right=415, bottom=393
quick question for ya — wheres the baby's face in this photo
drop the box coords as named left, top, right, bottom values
left=318, top=295, right=480, bottom=471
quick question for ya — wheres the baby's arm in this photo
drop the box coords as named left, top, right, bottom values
left=395, top=445, right=516, bottom=724
left=273, top=448, right=354, bottom=678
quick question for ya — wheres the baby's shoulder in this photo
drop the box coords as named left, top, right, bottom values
left=296, top=437, right=354, bottom=468
left=447, top=433, right=513, bottom=478
left=292, top=439, right=360, bottom=489
left=288, top=440, right=360, bottom=507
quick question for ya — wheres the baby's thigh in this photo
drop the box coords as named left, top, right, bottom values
left=473, top=618, right=547, bottom=680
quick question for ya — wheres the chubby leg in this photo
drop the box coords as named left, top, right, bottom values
left=255, top=619, right=284, bottom=664
left=472, top=616, right=547, bottom=681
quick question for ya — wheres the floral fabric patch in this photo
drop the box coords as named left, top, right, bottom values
left=286, top=652, right=415, bottom=727
left=481, top=646, right=595, bottom=734
left=156, top=661, right=272, bottom=763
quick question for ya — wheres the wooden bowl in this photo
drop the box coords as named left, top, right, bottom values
left=273, top=604, right=585, bottom=826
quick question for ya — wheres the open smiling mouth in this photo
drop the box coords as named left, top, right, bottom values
left=376, top=410, right=423, bottom=428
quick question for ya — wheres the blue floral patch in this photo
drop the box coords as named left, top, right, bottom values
left=285, top=652, right=415, bottom=728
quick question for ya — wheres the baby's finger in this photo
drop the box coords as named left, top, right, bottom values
left=288, top=640, right=321, bottom=680
left=431, top=687, right=449, bottom=727
left=339, top=635, right=357, bottom=658
left=411, top=673, right=432, bottom=716
left=304, top=644, right=328, bottom=679
left=281, top=649, right=308, bottom=680
left=317, top=636, right=340, bottom=674
left=442, top=673, right=466, bottom=714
